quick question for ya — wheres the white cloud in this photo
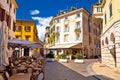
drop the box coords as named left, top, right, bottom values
left=30, top=10, right=40, bottom=15
left=32, top=16, right=53, bottom=41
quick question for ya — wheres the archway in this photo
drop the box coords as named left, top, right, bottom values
left=105, top=37, right=108, bottom=44
left=109, top=33, right=116, bottom=67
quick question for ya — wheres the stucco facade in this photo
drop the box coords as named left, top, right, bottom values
left=0, top=0, right=18, bottom=65
left=92, top=0, right=120, bottom=70
left=0, top=0, right=18, bottom=38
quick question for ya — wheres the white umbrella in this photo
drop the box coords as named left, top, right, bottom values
left=0, top=21, right=9, bottom=66
left=8, top=39, right=42, bottom=48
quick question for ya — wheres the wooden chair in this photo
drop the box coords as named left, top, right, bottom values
left=27, top=67, right=33, bottom=73
left=11, top=68, right=17, bottom=75
left=0, top=75, right=4, bottom=80
left=4, top=71, right=10, bottom=80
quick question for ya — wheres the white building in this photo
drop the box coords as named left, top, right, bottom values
left=47, top=8, right=101, bottom=59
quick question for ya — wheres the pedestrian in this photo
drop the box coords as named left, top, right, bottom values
left=98, top=55, right=101, bottom=63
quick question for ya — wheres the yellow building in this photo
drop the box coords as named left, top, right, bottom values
left=92, top=0, right=120, bottom=71
left=15, top=20, right=43, bottom=57
left=15, top=20, right=39, bottom=42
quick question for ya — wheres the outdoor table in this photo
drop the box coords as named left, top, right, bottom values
left=8, top=73, right=31, bottom=80
left=17, top=67, right=27, bottom=73
left=33, top=67, right=42, bottom=73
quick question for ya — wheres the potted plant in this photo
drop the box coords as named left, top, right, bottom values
left=74, top=53, right=84, bottom=63
left=70, top=6, right=77, bottom=11
left=58, top=54, right=68, bottom=62
left=74, top=28, right=81, bottom=34
left=46, top=52, right=54, bottom=62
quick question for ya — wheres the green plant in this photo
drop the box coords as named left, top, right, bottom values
left=58, top=54, right=67, bottom=59
left=74, top=28, right=81, bottom=33
left=74, top=53, right=83, bottom=59
left=46, top=53, right=54, bottom=58
left=70, top=6, right=77, bottom=11
left=55, top=32, right=60, bottom=36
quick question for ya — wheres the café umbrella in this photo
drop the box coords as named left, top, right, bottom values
left=0, top=21, right=9, bottom=66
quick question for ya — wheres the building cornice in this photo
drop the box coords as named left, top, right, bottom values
left=101, top=20, right=120, bottom=36
left=11, top=0, right=19, bottom=8
left=54, top=8, right=90, bottom=20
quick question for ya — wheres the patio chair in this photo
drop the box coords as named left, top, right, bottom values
left=11, top=68, right=17, bottom=75
left=27, top=67, right=33, bottom=73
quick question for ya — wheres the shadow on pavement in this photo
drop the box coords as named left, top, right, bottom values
left=45, top=61, right=113, bottom=80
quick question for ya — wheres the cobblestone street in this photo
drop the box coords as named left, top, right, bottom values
left=45, top=59, right=98, bottom=80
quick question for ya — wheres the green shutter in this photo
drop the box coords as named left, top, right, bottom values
left=109, top=4, right=112, bottom=17
left=99, top=0, right=103, bottom=4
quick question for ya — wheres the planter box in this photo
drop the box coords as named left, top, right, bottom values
left=46, top=58, right=54, bottom=62
left=74, top=59, right=84, bottom=63
left=59, top=59, right=68, bottom=63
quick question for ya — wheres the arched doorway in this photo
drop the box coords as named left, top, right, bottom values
left=110, top=33, right=116, bottom=67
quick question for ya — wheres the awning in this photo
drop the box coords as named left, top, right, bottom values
left=8, top=39, right=43, bottom=48
left=47, top=43, right=82, bottom=50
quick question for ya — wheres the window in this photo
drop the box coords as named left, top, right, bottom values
left=6, top=15, right=11, bottom=28
left=64, top=25, right=69, bottom=32
left=10, top=3, right=12, bottom=9
left=16, top=26, right=21, bottom=31
left=0, top=8, right=5, bottom=21
left=56, top=36, right=60, bottom=43
left=99, top=0, right=103, bottom=4
left=16, top=35, right=21, bottom=39
left=102, top=40, right=104, bottom=46
left=57, top=19, right=60, bottom=23
left=65, top=17, right=68, bottom=21
left=76, top=34, right=80, bottom=40
left=76, top=22, right=80, bottom=28
left=25, top=35, right=30, bottom=40
left=109, top=3, right=112, bottom=18
left=56, top=27, right=60, bottom=32
left=13, top=22, right=16, bottom=31
left=105, top=37, right=108, bottom=44
left=7, top=0, right=9, bottom=3
left=97, top=7, right=102, bottom=12
left=14, top=9, right=16, bottom=13
left=64, top=34, right=68, bottom=42
left=104, top=13, right=107, bottom=24
left=77, top=13, right=80, bottom=17
left=25, top=26, right=31, bottom=32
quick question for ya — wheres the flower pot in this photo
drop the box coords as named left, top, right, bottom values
left=59, top=59, right=68, bottom=63
left=46, top=58, right=54, bottom=62
left=74, top=59, right=84, bottom=63
left=75, top=31, right=80, bottom=34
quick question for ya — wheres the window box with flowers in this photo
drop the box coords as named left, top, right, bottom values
left=74, top=28, right=81, bottom=34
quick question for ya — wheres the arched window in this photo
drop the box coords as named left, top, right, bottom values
left=110, top=33, right=115, bottom=43
left=102, top=40, right=104, bottom=46
left=105, top=37, right=108, bottom=44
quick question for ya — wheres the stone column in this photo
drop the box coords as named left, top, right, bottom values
left=115, top=36, right=120, bottom=68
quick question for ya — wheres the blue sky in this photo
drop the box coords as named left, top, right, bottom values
left=16, top=0, right=98, bottom=41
